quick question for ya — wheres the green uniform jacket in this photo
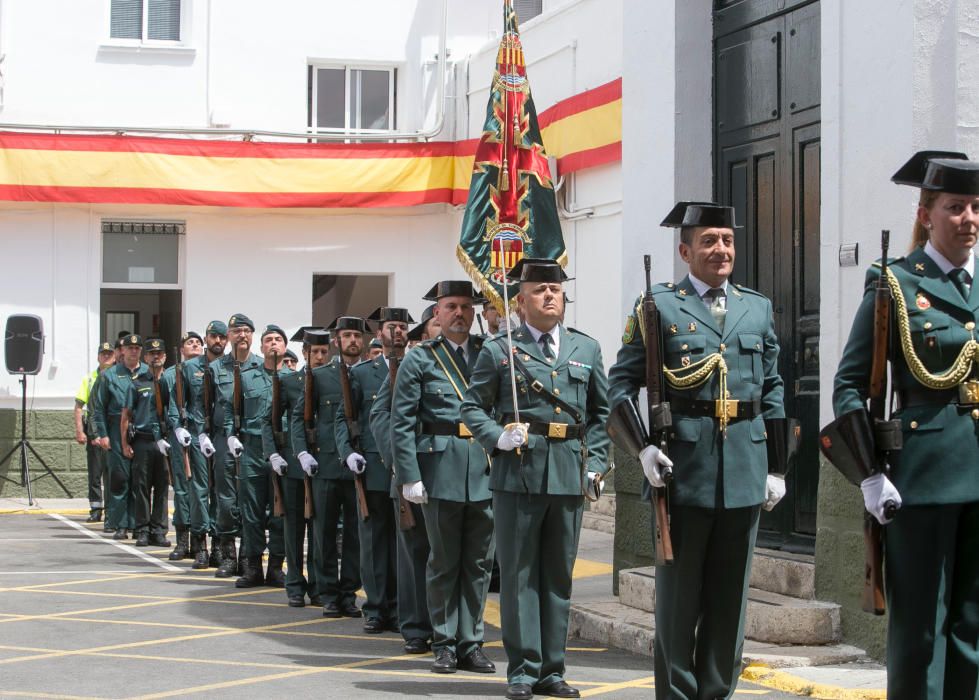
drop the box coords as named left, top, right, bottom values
left=289, top=359, right=346, bottom=480
left=91, top=362, right=149, bottom=439
left=262, top=366, right=303, bottom=480
left=214, top=353, right=269, bottom=440
left=165, top=356, right=212, bottom=435
left=461, top=325, right=611, bottom=495
left=124, top=369, right=168, bottom=439
left=369, top=376, right=401, bottom=499
left=607, top=277, right=784, bottom=509
left=392, top=335, right=492, bottom=502
left=335, top=357, right=394, bottom=492
left=833, top=247, right=979, bottom=505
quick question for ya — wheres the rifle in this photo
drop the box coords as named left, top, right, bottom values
left=268, top=353, right=286, bottom=518
left=152, top=371, right=173, bottom=487
left=864, top=230, right=901, bottom=614
left=389, top=355, right=416, bottom=530
left=338, top=360, right=370, bottom=522
left=302, top=360, right=318, bottom=519
left=173, top=347, right=192, bottom=480
left=643, top=255, right=675, bottom=566
left=202, top=361, right=215, bottom=491
left=231, top=358, right=243, bottom=478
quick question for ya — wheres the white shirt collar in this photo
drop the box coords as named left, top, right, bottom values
left=444, top=337, right=469, bottom=357
left=924, top=241, right=975, bottom=279
left=687, top=273, right=729, bottom=300
left=525, top=323, right=561, bottom=357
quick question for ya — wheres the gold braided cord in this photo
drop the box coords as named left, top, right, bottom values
left=882, top=267, right=979, bottom=389
left=664, top=352, right=731, bottom=434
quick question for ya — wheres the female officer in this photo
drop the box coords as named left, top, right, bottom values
left=833, top=151, right=979, bottom=699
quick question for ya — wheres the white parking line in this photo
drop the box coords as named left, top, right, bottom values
left=49, top=514, right=182, bottom=572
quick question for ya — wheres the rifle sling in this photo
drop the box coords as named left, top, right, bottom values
left=508, top=351, right=582, bottom=424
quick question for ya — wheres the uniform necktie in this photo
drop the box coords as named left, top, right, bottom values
left=950, top=267, right=972, bottom=301
left=540, top=332, right=555, bottom=361
left=705, top=288, right=727, bottom=330
left=454, top=345, right=469, bottom=380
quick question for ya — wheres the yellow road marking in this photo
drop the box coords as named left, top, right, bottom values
left=7, top=572, right=159, bottom=591
left=573, top=557, right=614, bottom=579
left=580, top=676, right=655, bottom=697
left=0, top=692, right=101, bottom=700
left=742, top=664, right=886, bottom=699
left=484, top=597, right=501, bottom=628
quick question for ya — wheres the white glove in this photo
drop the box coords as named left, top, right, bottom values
left=496, top=423, right=529, bottom=452
left=269, top=453, right=288, bottom=476
left=762, top=474, right=786, bottom=511
left=585, top=470, right=604, bottom=500
left=861, top=473, right=902, bottom=524
left=346, top=452, right=367, bottom=475
left=297, top=451, right=319, bottom=477
left=174, top=427, right=192, bottom=447
left=227, top=436, right=243, bottom=457
left=402, top=480, right=428, bottom=504
left=639, top=444, right=674, bottom=488
left=156, top=439, right=171, bottom=455
left=198, top=433, right=215, bottom=458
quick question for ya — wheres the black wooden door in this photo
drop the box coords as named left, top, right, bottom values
left=714, top=0, right=820, bottom=550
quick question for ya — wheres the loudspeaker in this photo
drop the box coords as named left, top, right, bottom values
left=5, top=315, right=44, bottom=375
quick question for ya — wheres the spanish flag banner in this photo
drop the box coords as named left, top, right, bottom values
left=456, top=0, right=567, bottom=314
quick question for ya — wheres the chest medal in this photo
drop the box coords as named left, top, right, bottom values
left=916, top=294, right=931, bottom=310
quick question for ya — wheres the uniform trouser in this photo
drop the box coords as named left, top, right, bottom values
left=359, top=490, right=398, bottom=621
left=311, top=478, right=360, bottom=605
left=396, top=500, right=432, bottom=641
left=884, top=502, right=979, bottom=700
left=653, top=504, right=760, bottom=700
left=131, top=439, right=170, bottom=537
left=212, top=430, right=240, bottom=538
left=168, top=434, right=190, bottom=528
left=282, top=476, right=316, bottom=599
left=237, top=438, right=284, bottom=558
left=421, top=497, right=495, bottom=656
left=494, top=491, right=582, bottom=687
left=85, top=439, right=107, bottom=509
left=185, top=441, right=212, bottom=536
left=105, top=422, right=134, bottom=530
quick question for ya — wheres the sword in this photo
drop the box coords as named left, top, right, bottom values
left=499, top=241, right=525, bottom=452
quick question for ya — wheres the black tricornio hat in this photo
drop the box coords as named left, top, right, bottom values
left=406, top=304, right=437, bottom=341
left=423, top=280, right=484, bottom=301
left=505, top=258, right=572, bottom=283
left=661, top=201, right=737, bottom=229
left=121, top=334, right=143, bottom=348
left=143, top=337, right=165, bottom=352
left=290, top=326, right=322, bottom=342
left=328, top=316, right=369, bottom=334
left=303, top=329, right=331, bottom=346
left=891, top=151, right=979, bottom=195
left=368, top=307, right=415, bottom=324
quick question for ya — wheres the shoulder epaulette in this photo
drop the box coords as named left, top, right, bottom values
left=870, top=256, right=906, bottom=269
left=566, top=327, right=594, bottom=339
left=419, top=337, right=440, bottom=348
left=731, top=283, right=767, bottom=298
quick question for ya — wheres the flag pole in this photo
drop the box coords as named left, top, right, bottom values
left=499, top=241, right=523, bottom=453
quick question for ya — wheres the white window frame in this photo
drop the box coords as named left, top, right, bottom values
left=102, top=0, right=193, bottom=54
left=99, top=219, right=185, bottom=291
left=309, top=63, right=397, bottom=135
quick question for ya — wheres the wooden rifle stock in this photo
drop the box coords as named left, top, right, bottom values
left=389, top=356, right=416, bottom=530
left=643, top=255, right=674, bottom=566
left=152, top=372, right=173, bottom=487
left=268, top=353, right=286, bottom=518
left=339, top=360, right=370, bottom=522
left=173, top=348, right=192, bottom=480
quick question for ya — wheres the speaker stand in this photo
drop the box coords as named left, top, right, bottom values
left=0, top=375, right=73, bottom=504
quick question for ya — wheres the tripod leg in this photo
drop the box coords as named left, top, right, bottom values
left=26, top=442, right=74, bottom=499
left=23, top=441, right=34, bottom=506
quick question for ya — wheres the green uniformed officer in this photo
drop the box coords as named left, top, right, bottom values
left=74, top=342, right=116, bottom=523
left=335, top=307, right=413, bottom=633
left=406, top=303, right=439, bottom=346
left=170, top=321, right=227, bottom=569
left=832, top=152, right=979, bottom=699
left=222, top=321, right=286, bottom=588
left=290, top=326, right=362, bottom=618
left=367, top=337, right=384, bottom=361
left=283, top=349, right=299, bottom=371
left=370, top=367, right=433, bottom=654
left=120, top=338, right=172, bottom=548
left=461, top=260, right=609, bottom=700
left=91, top=334, right=148, bottom=539
left=393, top=282, right=497, bottom=675
left=607, top=203, right=787, bottom=700
left=262, top=327, right=326, bottom=607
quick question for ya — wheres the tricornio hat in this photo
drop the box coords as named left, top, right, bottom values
left=143, top=337, right=165, bottom=352
left=660, top=201, right=737, bottom=229
left=205, top=320, right=228, bottom=336
left=121, top=334, right=143, bottom=348
left=227, top=314, right=255, bottom=331
left=506, top=258, right=572, bottom=283
left=422, top=280, right=484, bottom=301
left=368, top=307, right=415, bottom=324
left=406, top=304, right=437, bottom=342
left=290, top=326, right=322, bottom=342
left=328, top=316, right=369, bottom=334
left=891, top=150, right=979, bottom=195
left=303, top=329, right=331, bottom=346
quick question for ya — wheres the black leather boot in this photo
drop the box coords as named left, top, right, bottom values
left=168, top=527, right=190, bottom=560
left=235, top=555, right=264, bottom=588
left=208, top=534, right=222, bottom=568
left=265, top=555, right=286, bottom=588
left=191, top=534, right=209, bottom=569
left=215, top=537, right=237, bottom=578
left=148, top=531, right=171, bottom=547
left=86, top=508, right=103, bottom=523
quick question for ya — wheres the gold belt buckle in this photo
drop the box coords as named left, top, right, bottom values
left=959, top=380, right=979, bottom=405
left=714, top=399, right=739, bottom=419
left=547, top=423, right=568, bottom=439
left=457, top=423, right=473, bottom=438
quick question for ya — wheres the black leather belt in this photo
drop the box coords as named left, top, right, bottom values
left=668, top=397, right=762, bottom=421
left=500, top=416, right=584, bottom=440
left=898, top=381, right=979, bottom=408
left=132, top=432, right=156, bottom=442
left=421, top=421, right=473, bottom=438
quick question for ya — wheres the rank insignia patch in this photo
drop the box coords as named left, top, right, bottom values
left=622, top=315, right=637, bottom=343
left=688, top=322, right=697, bottom=332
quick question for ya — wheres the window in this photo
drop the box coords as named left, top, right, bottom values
left=308, top=65, right=396, bottom=132
left=101, top=220, right=183, bottom=285
left=110, top=0, right=181, bottom=42
left=515, top=0, right=543, bottom=23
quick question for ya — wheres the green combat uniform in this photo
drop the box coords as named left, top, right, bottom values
left=208, top=350, right=244, bottom=575
left=608, top=202, right=785, bottom=700
left=91, top=335, right=147, bottom=534
left=290, top=338, right=362, bottom=616
left=832, top=152, right=979, bottom=700
left=76, top=346, right=111, bottom=521
left=461, top=260, right=611, bottom=694
left=160, top=364, right=190, bottom=549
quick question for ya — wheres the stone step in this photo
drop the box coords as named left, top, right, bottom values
left=582, top=510, right=614, bottom=534
left=750, top=547, right=815, bottom=599
left=588, top=492, right=616, bottom=518
left=569, top=599, right=866, bottom=668
left=618, top=567, right=840, bottom=645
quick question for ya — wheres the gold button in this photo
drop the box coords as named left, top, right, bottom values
left=371, top=394, right=376, bottom=400
left=910, top=421, right=918, bottom=429
left=681, top=343, right=689, bottom=350
left=428, top=447, right=433, bottom=452
left=551, top=371, right=558, bottom=377
left=553, top=388, right=561, bottom=395
left=972, top=409, right=979, bottom=420
left=967, top=322, right=976, bottom=331
left=555, top=407, right=562, bottom=414
left=763, top=431, right=768, bottom=439
left=924, top=322, right=933, bottom=330
left=719, top=343, right=726, bottom=351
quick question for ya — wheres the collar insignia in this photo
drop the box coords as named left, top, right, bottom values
left=669, top=324, right=678, bottom=334
left=688, top=322, right=697, bottom=332
left=678, top=288, right=688, bottom=296
left=915, top=263, right=925, bottom=271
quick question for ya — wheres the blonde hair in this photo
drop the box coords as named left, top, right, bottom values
left=910, top=189, right=941, bottom=252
